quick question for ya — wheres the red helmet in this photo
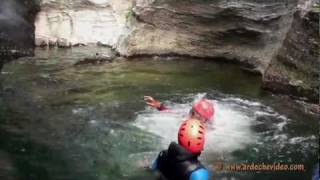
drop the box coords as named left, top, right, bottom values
left=178, top=119, right=205, bottom=154
left=192, top=99, right=214, bottom=122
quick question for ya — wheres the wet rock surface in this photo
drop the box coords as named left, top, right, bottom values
left=124, top=0, right=297, bottom=72
left=74, top=49, right=119, bottom=66
left=263, top=0, right=319, bottom=103
left=34, top=0, right=298, bottom=73
left=0, top=0, right=40, bottom=68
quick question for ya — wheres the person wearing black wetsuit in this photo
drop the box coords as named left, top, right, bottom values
left=152, top=119, right=209, bottom=180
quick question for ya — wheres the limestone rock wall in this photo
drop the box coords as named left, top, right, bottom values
left=34, top=0, right=133, bottom=47
left=263, top=0, right=319, bottom=103
left=123, top=0, right=297, bottom=72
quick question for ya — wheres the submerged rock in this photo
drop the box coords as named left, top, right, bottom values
left=74, top=50, right=118, bottom=66
left=263, top=0, right=319, bottom=103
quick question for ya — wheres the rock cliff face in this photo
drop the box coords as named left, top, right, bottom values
left=35, top=0, right=297, bottom=73
left=0, top=0, right=40, bottom=67
left=123, top=0, right=296, bottom=72
left=263, top=0, right=319, bottom=103
left=3, top=0, right=317, bottom=102
left=34, top=0, right=133, bottom=47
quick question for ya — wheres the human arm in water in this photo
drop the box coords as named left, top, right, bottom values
left=144, top=96, right=169, bottom=111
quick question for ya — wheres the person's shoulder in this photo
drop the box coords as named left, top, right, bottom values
left=189, top=168, right=209, bottom=180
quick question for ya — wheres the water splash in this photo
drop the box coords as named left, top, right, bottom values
left=134, top=94, right=260, bottom=154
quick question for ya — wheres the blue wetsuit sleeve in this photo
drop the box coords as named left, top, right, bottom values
left=151, top=157, right=158, bottom=171
left=189, top=168, right=209, bottom=180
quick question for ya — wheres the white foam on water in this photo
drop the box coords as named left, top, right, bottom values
left=1, top=71, right=12, bottom=75
left=134, top=94, right=258, bottom=154
left=271, top=134, right=288, bottom=142
left=276, top=121, right=287, bottom=131
left=289, top=135, right=317, bottom=144
left=254, top=111, right=276, bottom=117
left=224, top=97, right=262, bottom=107
left=134, top=107, right=189, bottom=148
left=206, top=102, right=257, bottom=153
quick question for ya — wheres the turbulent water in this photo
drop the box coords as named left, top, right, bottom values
left=0, top=47, right=318, bottom=180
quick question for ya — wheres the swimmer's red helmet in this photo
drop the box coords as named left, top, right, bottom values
left=178, top=119, right=205, bottom=154
left=192, top=99, right=214, bottom=122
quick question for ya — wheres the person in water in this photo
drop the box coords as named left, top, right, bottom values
left=144, top=96, right=215, bottom=123
left=152, top=119, right=209, bottom=180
